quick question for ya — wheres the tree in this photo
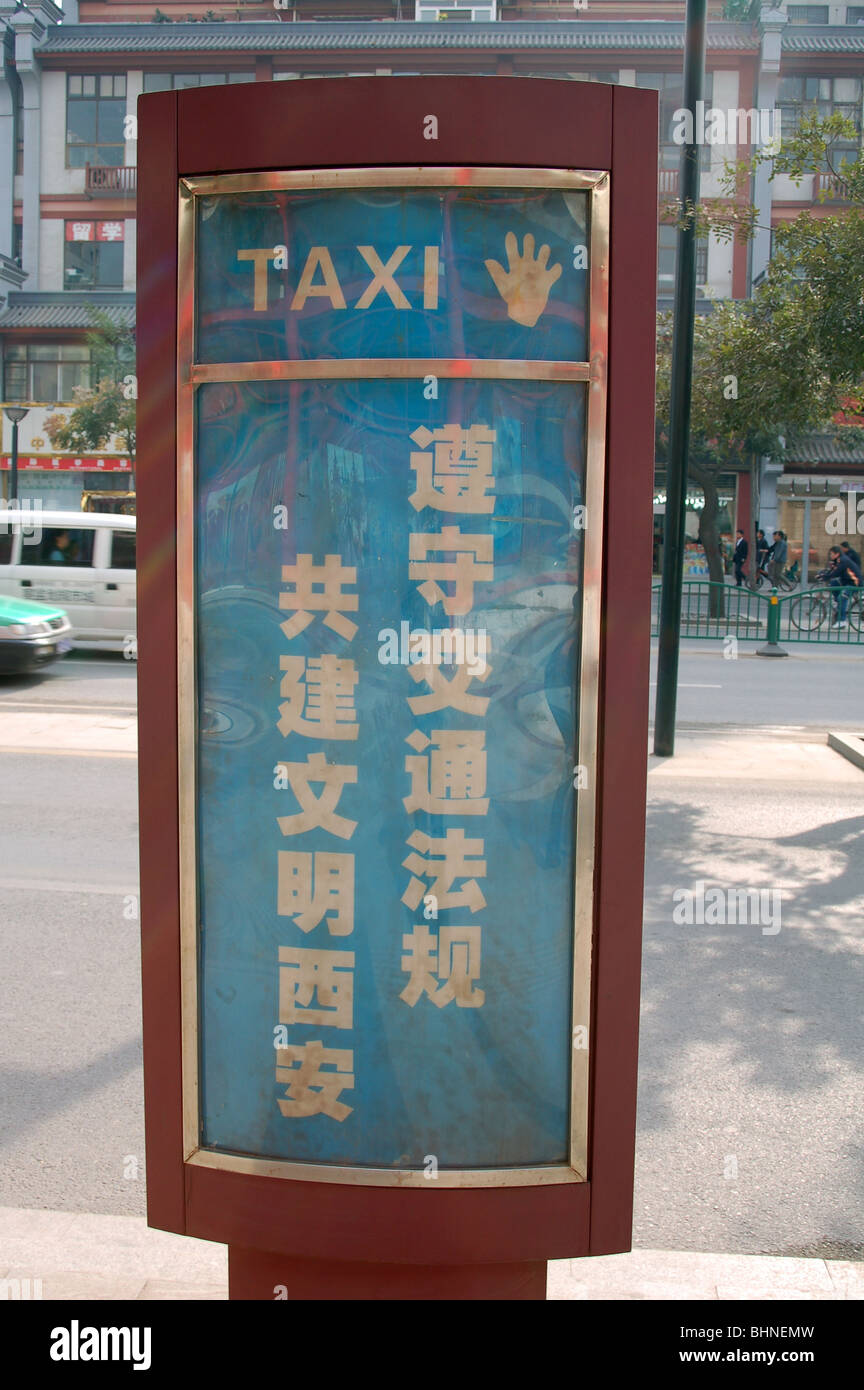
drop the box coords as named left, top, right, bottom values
left=659, top=112, right=864, bottom=611
left=722, top=0, right=761, bottom=18
left=44, top=309, right=136, bottom=460
left=655, top=295, right=833, bottom=609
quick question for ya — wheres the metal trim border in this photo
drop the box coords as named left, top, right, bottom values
left=176, top=165, right=609, bottom=1189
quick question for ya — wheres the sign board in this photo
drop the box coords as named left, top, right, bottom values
left=138, top=75, right=656, bottom=1287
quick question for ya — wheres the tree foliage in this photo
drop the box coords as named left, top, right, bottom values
left=44, top=310, right=136, bottom=459
left=658, top=113, right=864, bottom=600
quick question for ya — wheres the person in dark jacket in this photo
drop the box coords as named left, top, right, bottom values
left=841, top=540, right=861, bottom=569
left=733, top=529, right=748, bottom=587
left=827, top=545, right=862, bottom=627
left=754, top=529, right=770, bottom=584
left=770, top=531, right=788, bottom=587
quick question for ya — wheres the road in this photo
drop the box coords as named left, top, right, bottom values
left=649, top=640, right=863, bottom=734
left=0, top=654, right=142, bottom=1214
left=0, top=647, right=862, bottom=1256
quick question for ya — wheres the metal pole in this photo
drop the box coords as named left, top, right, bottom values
left=800, top=498, right=811, bottom=589
left=10, top=418, right=19, bottom=504
left=653, top=0, right=707, bottom=757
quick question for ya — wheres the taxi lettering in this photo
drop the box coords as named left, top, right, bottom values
left=237, top=244, right=440, bottom=313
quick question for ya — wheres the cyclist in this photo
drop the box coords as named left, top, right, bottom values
left=770, top=531, right=788, bottom=588
left=825, top=546, right=862, bottom=628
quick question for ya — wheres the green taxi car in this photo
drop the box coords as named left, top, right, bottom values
left=0, top=593, right=73, bottom=675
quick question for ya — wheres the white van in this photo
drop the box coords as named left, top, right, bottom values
left=0, top=508, right=136, bottom=652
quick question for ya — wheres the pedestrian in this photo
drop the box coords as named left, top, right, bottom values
left=826, top=545, right=862, bottom=628
left=733, top=529, right=748, bottom=587
left=770, top=530, right=787, bottom=587
left=754, top=529, right=770, bottom=585
left=841, top=540, right=861, bottom=570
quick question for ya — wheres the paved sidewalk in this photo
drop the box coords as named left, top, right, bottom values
left=0, top=709, right=136, bottom=756
left=1, top=1207, right=861, bottom=1300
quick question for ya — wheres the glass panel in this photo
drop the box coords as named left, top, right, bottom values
left=64, top=241, right=96, bottom=289
left=68, top=75, right=82, bottom=96
left=195, top=375, right=585, bottom=1168
left=5, top=344, right=26, bottom=361
left=22, top=527, right=95, bottom=568
left=96, top=98, right=126, bottom=147
left=60, top=344, right=92, bottom=361
left=95, top=242, right=124, bottom=288
left=82, top=76, right=96, bottom=96
left=28, top=345, right=59, bottom=360
left=229, top=73, right=255, bottom=83
left=174, top=74, right=202, bottom=89
left=143, top=74, right=172, bottom=93
left=100, top=75, right=114, bottom=97
left=197, top=184, right=590, bottom=365
left=199, top=74, right=227, bottom=86
left=31, top=362, right=58, bottom=400
left=3, top=363, right=27, bottom=400
left=109, top=531, right=136, bottom=569
left=114, top=75, right=127, bottom=97
left=59, top=362, right=90, bottom=400
left=67, top=100, right=98, bottom=150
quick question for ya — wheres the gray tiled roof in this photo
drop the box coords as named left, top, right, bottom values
left=37, top=20, right=759, bottom=56
left=0, top=293, right=135, bottom=330
left=786, top=433, right=864, bottom=465
left=783, top=26, right=864, bottom=53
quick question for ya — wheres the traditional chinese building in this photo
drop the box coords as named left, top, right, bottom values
left=1, top=0, right=863, bottom=524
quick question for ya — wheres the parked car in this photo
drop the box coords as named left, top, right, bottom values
left=0, top=509, right=136, bottom=652
left=0, top=592, right=73, bottom=675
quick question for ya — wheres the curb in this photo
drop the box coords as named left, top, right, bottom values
left=1, top=1208, right=862, bottom=1301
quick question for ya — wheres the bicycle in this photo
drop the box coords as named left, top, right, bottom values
left=788, top=576, right=864, bottom=633
left=753, top=558, right=797, bottom=591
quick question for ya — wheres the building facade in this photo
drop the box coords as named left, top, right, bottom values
left=1, top=0, right=862, bottom=562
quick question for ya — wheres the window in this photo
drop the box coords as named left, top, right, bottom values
left=848, top=7, right=864, bottom=22
left=21, top=527, right=95, bottom=568
left=66, top=74, right=127, bottom=169
left=778, top=75, right=862, bottom=167
left=64, top=221, right=124, bottom=290
left=787, top=5, right=829, bottom=21
left=637, top=71, right=714, bottom=172
left=4, top=344, right=91, bottom=402
left=563, top=72, right=619, bottom=85
left=0, top=533, right=13, bottom=566
left=657, top=223, right=709, bottom=296
left=142, top=73, right=254, bottom=92
left=109, top=531, right=136, bottom=570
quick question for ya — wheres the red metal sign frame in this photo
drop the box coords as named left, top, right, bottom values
left=137, top=74, right=656, bottom=1296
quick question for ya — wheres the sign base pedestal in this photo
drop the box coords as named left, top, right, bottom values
left=228, top=1247, right=547, bottom=1300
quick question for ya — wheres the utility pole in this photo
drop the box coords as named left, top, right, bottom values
left=653, top=0, right=707, bottom=757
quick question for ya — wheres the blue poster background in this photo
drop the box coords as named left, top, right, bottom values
left=195, top=376, right=585, bottom=1168
left=196, top=186, right=589, bottom=364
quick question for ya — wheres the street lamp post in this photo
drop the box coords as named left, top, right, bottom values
left=3, top=405, right=30, bottom=504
